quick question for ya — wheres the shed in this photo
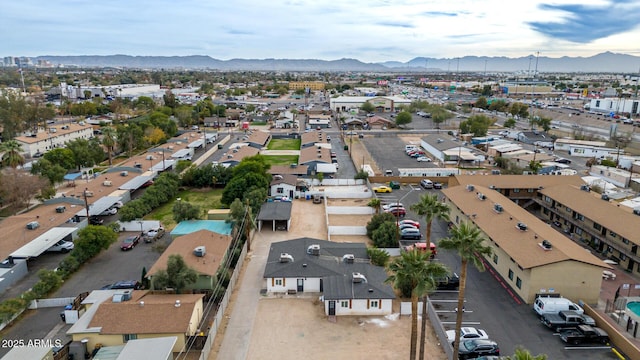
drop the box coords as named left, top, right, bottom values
left=256, top=202, right=293, bottom=232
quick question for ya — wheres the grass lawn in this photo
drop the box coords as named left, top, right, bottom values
left=262, top=155, right=299, bottom=166
left=267, top=138, right=301, bottom=150
left=145, top=188, right=224, bottom=230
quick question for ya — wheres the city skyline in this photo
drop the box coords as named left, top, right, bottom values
left=2, top=0, right=640, bottom=63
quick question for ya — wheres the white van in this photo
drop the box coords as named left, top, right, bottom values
left=533, top=296, right=583, bottom=316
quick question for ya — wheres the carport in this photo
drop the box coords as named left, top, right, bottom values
left=119, top=175, right=155, bottom=191
left=74, top=196, right=122, bottom=217
left=316, top=163, right=337, bottom=175
left=256, top=202, right=292, bottom=232
left=10, top=227, right=76, bottom=259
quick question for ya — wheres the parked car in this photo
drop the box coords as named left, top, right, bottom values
left=143, top=227, right=165, bottom=243
left=541, top=310, right=596, bottom=332
left=399, top=224, right=419, bottom=231
left=373, top=185, right=392, bottom=193
left=386, top=207, right=406, bottom=218
left=420, top=179, right=434, bottom=189
left=399, top=219, right=420, bottom=228
left=388, top=181, right=401, bottom=189
left=382, top=204, right=405, bottom=212
left=112, top=201, right=124, bottom=209
left=446, top=327, right=489, bottom=345
left=458, top=339, right=500, bottom=359
left=433, top=182, right=443, bottom=189
left=89, top=216, right=104, bottom=225
left=555, top=157, right=572, bottom=164
left=102, top=280, right=142, bottom=290
left=99, top=207, right=118, bottom=216
left=559, top=325, right=609, bottom=345
left=47, top=240, right=74, bottom=253
left=436, top=273, right=460, bottom=290
left=400, top=228, right=421, bottom=239
left=416, top=156, right=432, bottom=162
left=120, top=235, right=140, bottom=251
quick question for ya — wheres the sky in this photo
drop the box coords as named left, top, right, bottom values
left=2, top=0, right=640, bottom=63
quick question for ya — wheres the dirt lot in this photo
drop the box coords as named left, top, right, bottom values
left=329, top=235, right=372, bottom=244
left=327, top=198, right=372, bottom=207
left=328, top=214, right=371, bottom=226
left=246, top=298, right=447, bottom=360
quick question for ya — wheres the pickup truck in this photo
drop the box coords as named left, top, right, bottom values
left=559, top=324, right=609, bottom=345
left=541, top=310, right=596, bottom=332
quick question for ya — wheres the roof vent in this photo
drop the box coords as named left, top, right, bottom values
left=352, top=272, right=367, bottom=283
left=493, top=204, right=503, bottom=213
left=302, top=263, right=307, bottom=267
left=193, top=246, right=206, bottom=257
left=139, top=301, right=144, bottom=307
left=343, top=254, right=355, bottom=263
left=112, top=290, right=132, bottom=303
left=175, top=300, right=181, bottom=307
left=516, top=223, right=528, bottom=231
left=633, top=208, right=640, bottom=216
left=580, top=185, right=590, bottom=192
left=368, top=289, right=374, bottom=293
left=541, top=240, right=553, bottom=250
left=477, top=193, right=486, bottom=200
left=279, top=253, right=294, bottom=263
left=489, top=185, right=496, bottom=190
left=307, top=244, right=320, bottom=255
left=466, top=185, right=475, bottom=192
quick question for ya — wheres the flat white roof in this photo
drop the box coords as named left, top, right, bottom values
left=10, top=227, right=77, bottom=259
left=119, top=175, right=154, bottom=191
left=1, top=345, right=52, bottom=359
left=74, top=196, right=123, bottom=217
left=116, top=336, right=177, bottom=360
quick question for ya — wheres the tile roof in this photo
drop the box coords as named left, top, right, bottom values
left=300, top=130, right=328, bottom=146
left=299, top=146, right=331, bottom=165
left=450, top=174, right=585, bottom=190
left=268, top=165, right=309, bottom=176
left=89, top=291, right=204, bottom=334
left=147, top=230, right=232, bottom=277
left=270, top=174, right=298, bottom=187
left=245, top=130, right=271, bottom=147
left=442, top=185, right=608, bottom=269
left=538, top=184, right=640, bottom=243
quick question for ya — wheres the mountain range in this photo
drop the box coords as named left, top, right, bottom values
left=36, top=52, right=640, bottom=73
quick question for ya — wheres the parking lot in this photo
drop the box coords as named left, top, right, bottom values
left=0, top=231, right=167, bottom=357
left=370, top=181, right=617, bottom=358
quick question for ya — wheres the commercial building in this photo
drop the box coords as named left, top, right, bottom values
left=15, top=123, right=94, bottom=157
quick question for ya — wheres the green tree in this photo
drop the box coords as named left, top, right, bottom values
left=173, top=201, right=201, bottom=222
left=504, top=118, right=517, bottom=129
left=43, top=148, right=75, bottom=170
left=354, top=170, right=369, bottom=180
left=221, top=155, right=271, bottom=206
left=163, top=90, right=178, bottom=109
left=66, top=138, right=104, bottom=170
left=438, top=222, right=492, bottom=360
left=151, top=254, right=198, bottom=294
left=360, top=101, right=375, bottom=113
left=367, top=247, right=390, bottom=267
left=366, top=212, right=396, bottom=237
left=386, top=250, right=449, bottom=360
left=537, top=116, right=552, bottom=132
left=74, top=225, right=118, bottom=262
left=0, top=140, right=25, bottom=168
left=528, top=160, right=543, bottom=174
left=395, top=111, right=412, bottom=127
left=0, top=92, right=29, bottom=139
left=367, top=198, right=382, bottom=214
left=507, top=347, right=547, bottom=360
left=371, top=221, right=398, bottom=248
left=459, top=115, right=494, bottom=137
left=101, top=126, right=117, bottom=166
left=30, top=158, right=66, bottom=185
left=409, top=193, right=450, bottom=359
left=474, top=97, right=488, bottom=109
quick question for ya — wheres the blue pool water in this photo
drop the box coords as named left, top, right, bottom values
left=171, top=220, right=233, bottom=236
left=627, top=301, right=640, bottom=316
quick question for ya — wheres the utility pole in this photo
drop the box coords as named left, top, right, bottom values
left=83, top=188, right=90, bottom=219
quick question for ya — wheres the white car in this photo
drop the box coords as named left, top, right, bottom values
left=99, top=207, right=118, bottom=216
left=445, top=327, right=489, bottom=345
left=416, top=156, right=432, bottom=162
left=112, top=201, right=124, bottom=209
left=382, top=203, right=404, bottom=211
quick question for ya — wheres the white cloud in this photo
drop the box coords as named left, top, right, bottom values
left=1, top=0, right=639, bottom=61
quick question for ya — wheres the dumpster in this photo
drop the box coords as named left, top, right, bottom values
left=218, top=144, right=223, bottom=149
left=343, top=145, right=348, bottom=150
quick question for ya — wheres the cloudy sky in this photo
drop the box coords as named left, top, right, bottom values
left=2, top=0, right=640, bottom=62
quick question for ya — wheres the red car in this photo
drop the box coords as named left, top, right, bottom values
left=386, top=207, right=406, bottom=217
left=399, top=219, right=420, bottom=228
left=120, top=235, right=140, bottom=251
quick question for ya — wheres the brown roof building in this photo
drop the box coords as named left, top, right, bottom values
left=268, top=165, right=309, bottom=177
left=15, top=123, right=94, bottom=157
left=300, top=130, right=329, bottom=148
left=69, top=290, right=204, bottom=353
left=537, top=184, right=640, bottom=273
left=220, top=145, right=260, bottom=166
left=244, top=130, right=271, bottom=149
left=443, top=183, right=607, bottom=304
left=147, top=229, right=233, bottom=292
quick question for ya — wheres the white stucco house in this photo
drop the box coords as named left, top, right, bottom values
left=15, top=123, right=94, bottom=157
left=263, top=238, right=395, bottom=316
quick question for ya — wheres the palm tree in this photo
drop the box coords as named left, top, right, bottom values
left=438, top=221, right=492, bottom=360
left=367, top=198, right=382, bottom=214
left=508, top=347, right=547, bottom=360
left=0, top=140, right=25, bottom=168
left=101, top=126, right=117, bottom=166
left=386, top=250, right=449, bottom=360
left=409, top=193, right=451, bottom=360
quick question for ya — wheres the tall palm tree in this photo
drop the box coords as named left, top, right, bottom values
left=101, top=126, right=117, bottom=166
left=409, top=193, right=451, bottom=360
left=386, top=250, right=449, bottom=360
left=0, top=140, right=25, bottom=168
left=438, top=221, right=492, bottom=360
left=508, top=347, right=547, bottom=360
left=367, top=198, right=382, bottom=214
